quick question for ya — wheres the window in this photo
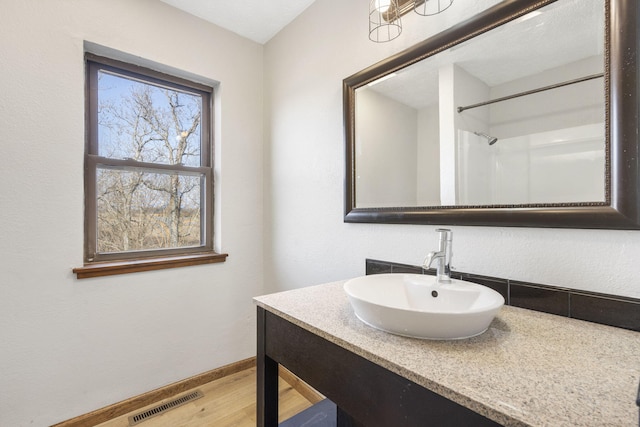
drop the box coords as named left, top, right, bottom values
left=75, top=54, right=226, bottom=278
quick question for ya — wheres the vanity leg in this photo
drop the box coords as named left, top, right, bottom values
left=257, top=307, right=279, bottom=427
left=337, top=406, right=362, bottom=427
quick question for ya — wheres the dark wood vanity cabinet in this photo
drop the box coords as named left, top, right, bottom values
left=256, top=307, right=501, bottom=427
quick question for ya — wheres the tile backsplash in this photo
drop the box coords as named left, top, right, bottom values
left=366, top=259, right=640, bottom=332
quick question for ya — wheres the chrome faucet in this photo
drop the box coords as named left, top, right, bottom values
left=423, top=228, right=453, bottom=284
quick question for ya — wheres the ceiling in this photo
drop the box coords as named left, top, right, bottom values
left=366, top=0, right=604, bottom=110
left=159, top=0, right=317, bottom=44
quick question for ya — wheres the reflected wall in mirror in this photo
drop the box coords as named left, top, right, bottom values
left=356, top=0, right=604, bottom=207
left=344, top=0, right=640, bottom=229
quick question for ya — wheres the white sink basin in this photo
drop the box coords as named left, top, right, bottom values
left=344, top=273, right=504, bottom=340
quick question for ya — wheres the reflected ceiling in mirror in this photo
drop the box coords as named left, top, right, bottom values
left=354, top=0, right=605, bottom=208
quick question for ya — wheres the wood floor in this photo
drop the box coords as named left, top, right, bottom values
left=95, top=367, right=313, bottom=427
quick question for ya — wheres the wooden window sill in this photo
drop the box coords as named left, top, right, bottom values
left=73, top=252, right=228, bottom=279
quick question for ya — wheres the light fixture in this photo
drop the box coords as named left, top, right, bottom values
left=369, top=0, right=402, bottom=43
left=368, top=0, right=455, bottom=43
left=414, top=0, right=454, bottom=17
left=515, top=10, right=543, bottom=24
left=367, top=73, right=398, bottom=86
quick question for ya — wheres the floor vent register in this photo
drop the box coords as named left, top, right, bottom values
left=128, top=390, right=204, bottom=426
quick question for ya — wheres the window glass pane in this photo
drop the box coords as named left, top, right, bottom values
left=97, top=70, right=202, bottom=167
left=96, top=167, right=203, bottom=253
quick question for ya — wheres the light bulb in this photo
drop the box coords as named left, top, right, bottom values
left=375, top=0, right=391, bottom=13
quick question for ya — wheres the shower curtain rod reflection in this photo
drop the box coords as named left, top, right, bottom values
left=457, top=73, right=604, bottom=113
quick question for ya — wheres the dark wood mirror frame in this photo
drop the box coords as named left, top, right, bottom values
left=344, top=0, right=640, bottom=229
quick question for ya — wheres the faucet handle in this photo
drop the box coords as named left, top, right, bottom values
left=423, top=251, right=438, bottom=269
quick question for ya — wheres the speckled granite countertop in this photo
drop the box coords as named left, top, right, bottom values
left=254, top=281, right=640, bottom=427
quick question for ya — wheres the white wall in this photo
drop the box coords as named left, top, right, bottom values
left=446, top=64, right=492, bottom=205
left=489, top=125, right=606, bottom=204
left=457, top=131, right=498, bottom=205
left=263, top=0, right=640, bottom=303
left=416, top=105, right=440, bottom=205
left=355, top=88, right=417, bottom=207
left=0, top=1, right=264, bottom=425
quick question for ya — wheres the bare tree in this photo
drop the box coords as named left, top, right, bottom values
left=96, top=74, right=202, bottom=252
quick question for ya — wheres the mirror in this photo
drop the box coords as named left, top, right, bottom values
left=344, top=0, right=640, bottom=229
